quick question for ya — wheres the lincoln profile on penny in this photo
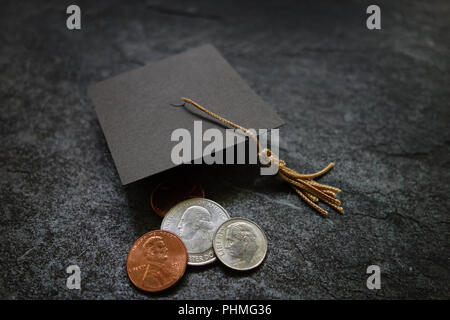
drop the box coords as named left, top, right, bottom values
left=225, top=223, right=259, bottom=265
left=177, top=206, right=215, bottom=253
left=141, top=235, right=178, bottom=288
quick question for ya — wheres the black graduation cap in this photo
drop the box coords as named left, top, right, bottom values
left=89, top=44, right=284, bottom=185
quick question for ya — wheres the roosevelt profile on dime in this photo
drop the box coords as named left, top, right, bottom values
left=225, top=222, right=259, bottom=267
left=213, top=218, right=268, bottom=271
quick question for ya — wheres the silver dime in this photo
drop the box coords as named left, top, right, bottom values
left=213, top=218, right=268, bottom=271
left=161, top=198, right=231, bottom=266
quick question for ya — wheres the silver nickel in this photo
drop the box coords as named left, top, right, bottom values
left=213, top=218, right=268, bottom=271
left=161, top=198, right=231, bottom=266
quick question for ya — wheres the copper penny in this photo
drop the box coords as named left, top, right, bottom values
left=151, top=179, right=205, bottom=217
left=126, top=230, right=188, bottom=292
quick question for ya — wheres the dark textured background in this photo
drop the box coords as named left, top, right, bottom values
left=1, top=0, right=449, bottom=299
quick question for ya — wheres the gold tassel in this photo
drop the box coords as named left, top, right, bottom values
left=180, top=98, right=343, bottom=216
left=258, top=148, right=343, bottom=216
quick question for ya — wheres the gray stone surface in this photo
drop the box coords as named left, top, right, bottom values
left=1, top=0, right=449, bottom=299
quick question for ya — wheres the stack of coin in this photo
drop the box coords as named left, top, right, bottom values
left=126, top=181, right=268, bottom=292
